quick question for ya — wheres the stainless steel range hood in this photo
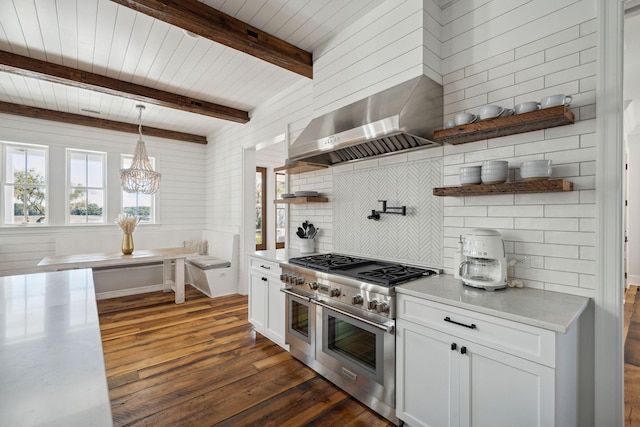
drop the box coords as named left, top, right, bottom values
left=289, top=75, right=443, bottom=165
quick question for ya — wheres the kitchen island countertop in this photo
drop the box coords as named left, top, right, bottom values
left=0, top=269, right=112, bottom=426
left=396, top=274, right=590, bottom=333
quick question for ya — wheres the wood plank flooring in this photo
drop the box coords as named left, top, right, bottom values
left=97, top=287, right=394, bottom=426
left=627, top=285, right=640, bottom=427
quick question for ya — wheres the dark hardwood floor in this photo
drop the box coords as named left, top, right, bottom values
left=97, top=287, right=394, bottom=426
left=626, top=285, right=640, bottom=427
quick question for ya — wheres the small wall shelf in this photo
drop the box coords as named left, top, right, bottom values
left=274, top=196, right=329, bottom=204
left=274, top=161, right=328, bottom=174
left=433, top=105, right=574, bottom=145
left=433, top=179, right=573, bottom=197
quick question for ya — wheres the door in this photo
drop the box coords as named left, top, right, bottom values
left=266, top=278, right=286, bottom=344
left=396, top=319, right=457, bottom=427
left=464, top=341, right=555, bottom=427
left=248, top=271, right=267, bottom=332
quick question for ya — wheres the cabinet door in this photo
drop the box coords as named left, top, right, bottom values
left=266, top=278, right=286, bottom=344
left=462, top=342, right=555, bottom=427
left=248, top=271, right=267, bottom=332
left=396, top=319, right=459, bottom=427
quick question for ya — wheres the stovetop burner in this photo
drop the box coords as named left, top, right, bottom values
left=287, top=253, right=436, bottom=286
left=356, top=265, right=435, bottom=285
left=288, top=253, right=372, bottom=271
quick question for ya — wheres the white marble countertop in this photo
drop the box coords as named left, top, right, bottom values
left=0, top=269, right=113, bottom=426
left=396, top=274, right=590, bottom=333
left=250, top=248, right=317, bottom=263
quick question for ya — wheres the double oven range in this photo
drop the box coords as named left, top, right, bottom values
left=280, top=253, right=438, bottom=425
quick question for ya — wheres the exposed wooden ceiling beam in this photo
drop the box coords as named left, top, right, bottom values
left=0, top=51, right=249, bottom=124
left=0, top=101, right=207, bottom=144
left=111, top=0, right=313, bottom=79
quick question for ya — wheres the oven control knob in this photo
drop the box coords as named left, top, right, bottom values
left=330, top=288, right=341, bottom=297
left=308, top=281, right=319, bottom=290
left=351, top=295, right=363, bottom=305
left=368, top=300, right=378, bottom=310
left=280, top=274, right=286, bottom=282
left=376, top=302, right=390, bottom=313
left=296, top=277, right=305, bottom=285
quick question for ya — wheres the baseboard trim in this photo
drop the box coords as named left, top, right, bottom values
left=96, top=284, right=169, bottom=300
left=629, top=275, right=640, bottom=286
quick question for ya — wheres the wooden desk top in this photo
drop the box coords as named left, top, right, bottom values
left=38, top=247, right=197, bottom=269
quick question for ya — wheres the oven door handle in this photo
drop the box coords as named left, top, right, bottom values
left=280, top=287, right=313, bottom=302
left=313, top=299, right=395, bottom=334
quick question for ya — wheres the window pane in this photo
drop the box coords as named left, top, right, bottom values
left=121, top=155, right=156, bottom=224
left=87, top=154, right=103, bottom=187
left=4, top=145, right=47, bottom=225
left=69, top=152, right=87, bottom=187
left=67, top=150, right=105, bottom=224
left=5, top=185, right=47, bottom=224
left=26, top=148, right=46, bottom=177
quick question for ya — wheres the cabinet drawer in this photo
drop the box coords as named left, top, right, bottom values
left=397, top=294, right=556, bottom=367
left=249, top=257, right=282, bottom=276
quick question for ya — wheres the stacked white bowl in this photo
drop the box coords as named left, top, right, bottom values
left=459, top=166, right=481, bottom=185
left=520, top=159, right=552, bottom=180
left=481, top=160, right=508, bottom=184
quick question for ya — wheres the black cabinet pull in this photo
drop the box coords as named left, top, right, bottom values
left=260, top=265, right=271, bottom=269
left=461, top=346, right=467, bottom=355
left=451, top=343, right=457, bottom=351
left=261, top=277, right=268, bottom=282
left=444, top=316, right=477, bottom=329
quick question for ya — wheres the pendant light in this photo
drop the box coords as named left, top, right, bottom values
left=120, top=105, right=161, bottom=194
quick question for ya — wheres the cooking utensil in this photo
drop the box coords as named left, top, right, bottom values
left=297, top=228, right=306, bottom=239
left=307, top=224, right=316, bottom=238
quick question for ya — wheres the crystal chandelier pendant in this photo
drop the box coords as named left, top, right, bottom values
left=120, top=105, right=161, bottom=194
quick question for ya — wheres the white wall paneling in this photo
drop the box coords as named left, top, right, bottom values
left=0, top=113, right=206, bottom=277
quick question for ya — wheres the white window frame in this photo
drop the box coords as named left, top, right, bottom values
left=66, top=149, right=107, bottom=225
left=1, top=141, right=49, bottom=226
left=121, top=154, right=157, bottom=224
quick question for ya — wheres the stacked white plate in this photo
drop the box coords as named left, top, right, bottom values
left=520, top=160, right=552, bottom=180
left=481, top=160, right=508, bottom=184
left=281, top=193, right=296, bottom=198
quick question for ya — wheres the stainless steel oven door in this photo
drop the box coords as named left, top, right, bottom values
left=282, top=288, right=316, bottom=367
left=314, top=300, right=396, bottom=418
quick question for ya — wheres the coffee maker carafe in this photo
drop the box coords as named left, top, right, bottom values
left=459, top=228, right=507, bottom=291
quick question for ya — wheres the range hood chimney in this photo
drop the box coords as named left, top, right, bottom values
left=289, top=75, right=443, bottom=165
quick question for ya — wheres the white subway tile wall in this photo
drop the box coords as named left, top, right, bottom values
left=288, top=0, right=596, bottom=297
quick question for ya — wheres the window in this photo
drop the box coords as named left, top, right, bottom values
left=275, top=172, right=286, bottom=249
left=3, top=143, right=48, bottom=225
left=256, top=167, right=266, bottom=250
left=67, top=150, right=106, bottom=224
left=121, top=155, right=156, bottom=223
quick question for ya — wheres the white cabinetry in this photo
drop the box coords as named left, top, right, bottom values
left=396, top=294, right=579, bottom=427
left=248, top=256, right=287, bottom=349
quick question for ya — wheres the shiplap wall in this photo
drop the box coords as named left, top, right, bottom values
left=0, top=113, right=206, bottom=276
left=206, top=0, right=597, bottom=298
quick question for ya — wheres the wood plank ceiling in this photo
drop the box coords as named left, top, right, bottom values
left=0, top=0, right=383, bottom=143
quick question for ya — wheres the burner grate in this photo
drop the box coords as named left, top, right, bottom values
left=357, top=265, right=435, bottom=285
left=288, top=254, right=372, bottom=271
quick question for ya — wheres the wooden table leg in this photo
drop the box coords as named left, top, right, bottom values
left=174, top=257, right=185, bottom=304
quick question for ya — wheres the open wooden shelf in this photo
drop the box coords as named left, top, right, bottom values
left=274, top=196, right=329, bottom=204
left=274, top=161, right=329, bottom=174
left=433, top=105, right=574, bottom=145
left=433, top=179, right=573, bottom=197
